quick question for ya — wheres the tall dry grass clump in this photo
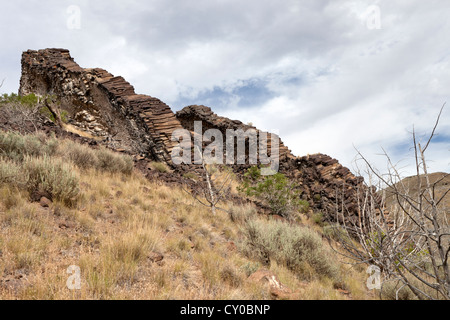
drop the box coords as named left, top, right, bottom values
left=58, top=140, right=134, bottom=175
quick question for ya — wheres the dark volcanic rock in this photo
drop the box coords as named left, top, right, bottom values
left=17, top=48, right=369, bottom=227
left=176, top=105, right=367, bottom=223
left=19, top=48, right=183, bottom=163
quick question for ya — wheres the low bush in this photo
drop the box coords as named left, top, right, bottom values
left=0, top=185, right=24, bottom=210
left=0, top=158, right=27, bottom=188
left=0, top=131, right=58, bottom=161
left=322, top=223, right=351, bottom=243
left=0, top=131, right=139, bottom=205
left=60, top=140, right=98, bottom=170
left=228, top=205, right=257, bottom=224
left=23, top=155, right=80, bottom=204
left=380, top=280, right=417, bottom=300
left=182, top=172, right=198, bottom=180
left=151, top=161, right=169, bottom=173
left=239, top=166, right=309, bottom=220
left=241, top=218, right=341, bottom=283
left=311, top=212, right=324, bottom=226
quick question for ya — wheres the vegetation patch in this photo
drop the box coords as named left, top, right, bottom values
left=239, top=166, right=309, bottom=220
left=241, top=218, right=341, bottom=284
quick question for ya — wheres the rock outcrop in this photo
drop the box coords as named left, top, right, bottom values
left=288, top=153, right=365, bottom=224
left=176, top=105, right=366, bottom=223
left=176, top=105, right=294, bottom=162
left=18, top=48, right=367, bottom=224
left=19, top=48, right=182, bottom=162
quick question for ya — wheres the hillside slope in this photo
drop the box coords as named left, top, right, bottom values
left=0, top=131, right=373, bottom=300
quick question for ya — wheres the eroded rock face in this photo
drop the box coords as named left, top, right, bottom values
left=176, top=105, right=367, bottom=222
left=176, top=105, right=294, bottom=161
left=19, top=48, right=367, bottom=224
left=287, top=153, right=365, bottom=223
left=19, top=48, right=183, bottom=162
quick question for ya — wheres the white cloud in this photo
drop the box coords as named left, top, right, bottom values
left=0, top=0, right=448, bottom=177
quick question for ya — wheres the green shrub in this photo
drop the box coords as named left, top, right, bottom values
left=0, top=131, right=58, bottom=161
left=311, top=212, right=324, bottom=226
left=0, top=93, right=39, bottom=106
left=39, top=106, right=69, bottom=124
left=1, top=131, right=134, bottom=176
left=182, top=172, right=198, bottom=180
left=240, top=261, right=261, bottom=277
left=0, top=131, right=136, bottom=205
left=241, top=218, right=341, bottom=283
left=23, top=155, right=80, bottom=204
left=239, top=166, right=308, bottom=220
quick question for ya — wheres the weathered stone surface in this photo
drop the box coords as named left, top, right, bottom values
left=18, top=48, right=369, bottom=227
left=175, top=105, right=367, bottom=223
left=39, top=196, right=52, bottom=208
left=19, top=48, right=183, bottom=163
left=286, top=153, right=365, bottom=223
left=176, top=105, right=294, bottom=162
left=148, top=251, right=164, bottom=263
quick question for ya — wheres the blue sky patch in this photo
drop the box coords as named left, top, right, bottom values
left=173, top=78, right=276, bottom=111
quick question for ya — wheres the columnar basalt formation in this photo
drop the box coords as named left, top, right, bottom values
left=19, top=48, right=182, bottom=162
left=19, top=48, right=368, bottom=224
left=289, top=153, right=365, bottom=223
left=176, top=105, right=294, bottom=164
left=176, top=105, right=366, bottom=222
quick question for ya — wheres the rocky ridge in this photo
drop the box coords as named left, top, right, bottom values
left=20, top=48, right=182, bottom=163
left=18, top=48, right=368, bottom=224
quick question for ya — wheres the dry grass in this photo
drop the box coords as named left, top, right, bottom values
left=149, top=161, right=170, bottom=173
left=0, top=133, right=376, bottom=300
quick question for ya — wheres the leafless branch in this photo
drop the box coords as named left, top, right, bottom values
left=182, top=144, right=233, bottom=216
left=326, top=105, right=449, bottom=300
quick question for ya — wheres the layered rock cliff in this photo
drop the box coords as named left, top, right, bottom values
left=18, top=48, right=367, bottom=224
left=176, top=105, right=365, bottom=222
left=19, top=48, right=182, bottom=162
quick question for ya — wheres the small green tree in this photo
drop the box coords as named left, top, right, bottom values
left=239, top=166, right=309, bottom=220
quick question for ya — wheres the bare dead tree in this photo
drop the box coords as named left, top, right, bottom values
left=0, top=100, right=42, bottom=133
left=183, top=145, right=233, bottom=215
left=326, top=105, right=449, bottom=300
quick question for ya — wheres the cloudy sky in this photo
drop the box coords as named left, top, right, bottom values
left=1, top=0, right=449, bottom=178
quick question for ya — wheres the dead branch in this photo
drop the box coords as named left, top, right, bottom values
left=326, top=105, right=449, bottom=300
left=182, top=144, right=233, bottom=215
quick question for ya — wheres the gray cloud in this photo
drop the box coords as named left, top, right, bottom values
left=0, top=0, right=448, bottom=176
